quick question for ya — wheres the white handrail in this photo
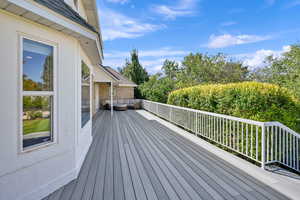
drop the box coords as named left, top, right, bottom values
left=142, top=100, right=265, bottom=126
left=142, top=100, right=300, bottom=173
left=265, top=122, right=300, bottom=138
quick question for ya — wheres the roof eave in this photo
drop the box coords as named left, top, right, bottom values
left=3, top=0, right=103, bottom=65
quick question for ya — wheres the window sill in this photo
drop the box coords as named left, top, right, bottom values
left=20, top=140, right=56, bottom=154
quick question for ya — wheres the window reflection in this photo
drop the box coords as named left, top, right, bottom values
left=23, top=38, right=53, bottom=91
left=23, top=96, right=52, bottom=148
left=81, top=61, right=90, bottom=127
left=22, top=38, right=54, bottom=150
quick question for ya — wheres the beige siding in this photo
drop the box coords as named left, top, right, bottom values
left=97, top=83, right=135, bottom=108
left=116, top=87, right=134, bottom=99
left=77, top=0, right=88, bottom=20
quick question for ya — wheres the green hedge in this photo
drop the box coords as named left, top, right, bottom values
left=168, top=82, right=300, bottom=132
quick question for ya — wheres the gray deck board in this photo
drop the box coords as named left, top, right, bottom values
left=143, top=117, right=270, bottom=200
left=125, top=115, right=199, bottom=200
left=148, top=120, right=288, bottom=200
left=123, top=122, right=158, bottom=200
left=115, top=114, right=136, bottom=200
left=112, top=117, right=125, bottom=200
left=91, top=115, right=109, bottom=200
left=122, top=115, right=180, bottom=200
left=45, top=110, right=290, bottom=200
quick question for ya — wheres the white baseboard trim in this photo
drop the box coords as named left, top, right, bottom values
left=18, top=169, right=77, bottom=200
left=75, top=135, right=93, bottom=176
left=18, top=135, right=93, bottom=200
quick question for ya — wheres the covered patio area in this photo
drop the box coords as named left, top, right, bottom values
left=44, top=110, right=289, bottom=200
left=92, top=65, right=137, bottom=116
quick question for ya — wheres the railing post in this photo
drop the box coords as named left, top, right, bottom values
left=261, top=123, right=266, bottom=169
left=195, top=112, right=198, bottom=136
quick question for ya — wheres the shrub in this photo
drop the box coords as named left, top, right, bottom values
left=139, top=75, right=176, bottom=103
left=168, top=82, right=300, bottom=132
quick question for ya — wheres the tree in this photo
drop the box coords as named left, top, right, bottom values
left=120, top=49, right=149, bottom=85
left=23, top=74, right=41, bottom=91
left=41, top=55, right=53, bottom=90
left=176, top=53, right=249, bottom=88
left=162, top=60, right=179, bottom=79
left=251, top=44, right=300, bottom=98
left=139, top=74, right=175, bottom=103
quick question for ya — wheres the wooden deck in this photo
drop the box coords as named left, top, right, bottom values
left=44, top=110, right=289, bottom=200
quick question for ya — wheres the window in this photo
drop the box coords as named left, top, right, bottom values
left=21, top=38, right=55, bottom=150
left=81, top=61, right=90, bottom=128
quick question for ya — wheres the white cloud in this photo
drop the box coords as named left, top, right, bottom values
left=103, top=47, right=187, bottom=74
left=285, top=0, right=300, bottom=8
left=207, top=34, right=271, bottom=48
left=106, top=0, right=129, bottom=4
left=234, top=45, right=291, bottom=69
left=220, top=21, right=237, bottom=27
left=152, top=0, right=198, bottom=20
left=100, top=8, right=164, bottom=40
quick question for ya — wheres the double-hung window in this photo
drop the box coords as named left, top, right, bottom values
left=21, top=37, right=56, bottom=150
left=81, top=61, right=90, bottom=128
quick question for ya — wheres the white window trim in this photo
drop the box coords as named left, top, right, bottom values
left=18, top=34, right=58, bottom=153
left=81, top=61, right=92, bottom=129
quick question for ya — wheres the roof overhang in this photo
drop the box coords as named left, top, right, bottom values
left=81, top=0, right=104, bottom=58
left=93, top=65, right=117, bottom=83
left=1, top=0, right=103, bottom=65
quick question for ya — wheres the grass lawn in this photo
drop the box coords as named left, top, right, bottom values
left=23, top=118, right=50, bottom=135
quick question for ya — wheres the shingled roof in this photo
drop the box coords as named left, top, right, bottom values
left=34, top=0, right=97, bottom=33
left=102, top=66, right=138, bottom=87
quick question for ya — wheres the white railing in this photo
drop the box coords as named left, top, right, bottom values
left=142, top=100, right=300, bottom=172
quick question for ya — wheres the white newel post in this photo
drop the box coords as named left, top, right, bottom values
left=261, top=124, right=266, bottom=169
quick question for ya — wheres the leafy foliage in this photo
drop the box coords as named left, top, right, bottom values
left=251, top=45, right=300, bottom=98
left=139, top=75, right=176, bottom=103
left=41, top=55, right=53, bottom=90
left=119, top=49, right=149, bottom=98
left=161, top=59, right=179, bottom=79
left=23, top=75, right=42, bottom=91
left=176, top=53, right=249, bottom=88
left=138, top=53, right=249, bottom=103
left=168, top=82, right=300, bottom=132
left=120, top=49, right=149, bottom=85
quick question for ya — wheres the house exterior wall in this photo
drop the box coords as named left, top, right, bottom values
left=93, top=65, right=115, bottom=82
left=99, top=83, right=110, bottom=104
left=77, top=0, right=88, bottom=20
left=116, top=86, right=135, bottom=99
left=0, top=10, right=94, bottom=200
left=93, top=82, right=100, bottom=114
left=97, top=84, right=135, bottom=107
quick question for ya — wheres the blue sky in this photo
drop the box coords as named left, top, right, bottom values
left=97, top=0, right=300, bottom=74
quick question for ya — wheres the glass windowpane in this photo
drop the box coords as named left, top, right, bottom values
left=23, top=38, right=53, bottom=91
left=81, top=61, right=90, bottom=127
left=23, top=96, right=52, bottom=148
